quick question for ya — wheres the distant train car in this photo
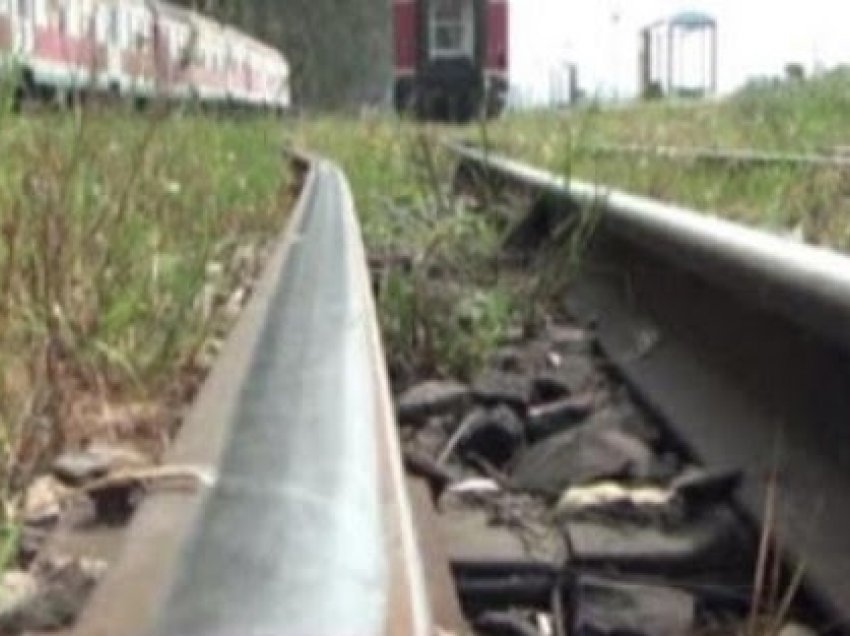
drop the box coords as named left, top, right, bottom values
left=393, top=0, right=509, bottom=121
left=0, top=0, right=289, bottom=111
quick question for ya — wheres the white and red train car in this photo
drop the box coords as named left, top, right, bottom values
left=0, top=0, right=289, bottom=110
left=393, top=0, right=509, bottom=121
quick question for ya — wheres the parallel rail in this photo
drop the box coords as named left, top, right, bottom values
left=451, top=143, right=850, bottom=631
left=62, top=142, right=850, bottom=634
left=72, top=154, right=439, bottom=635
left=586, top=142, right=850, bottom=169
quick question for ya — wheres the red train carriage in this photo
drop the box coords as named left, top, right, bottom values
left=393, top=0, right=508, bottom=121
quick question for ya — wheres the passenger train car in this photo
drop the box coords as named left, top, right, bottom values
left=393, top=0, right=509, bottom=121
left=0, top=0, right=290, bottom=110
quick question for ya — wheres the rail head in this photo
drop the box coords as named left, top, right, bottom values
left=73, top=153, right=433, bottom=636
left=587, top=142, right=850, bottom=169
left=451, top=143, right=850, bottom=351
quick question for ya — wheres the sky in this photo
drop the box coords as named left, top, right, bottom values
left=510, top=0, right=850, bottom=103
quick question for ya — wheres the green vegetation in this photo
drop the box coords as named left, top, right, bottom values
left=0, top=108, right=285, bottom=501
left=487, top=68, right=850, bottom=250
left=292, top=118, right=523, bottom=381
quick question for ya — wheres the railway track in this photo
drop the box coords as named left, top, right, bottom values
left=450, top=143, right=850, bottom=633
left=584, top=143, right=850, bottom=169
left=34, top=144, right=850, bottom=635
left=68, top=153, right=434, bottom=635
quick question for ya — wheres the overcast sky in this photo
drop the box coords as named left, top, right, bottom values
left=511, top=0, right=850, bottom=102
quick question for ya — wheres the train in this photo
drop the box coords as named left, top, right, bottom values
left=0, top=0, right=290, bottom=110
left=393, top=0, right=509, bottom=121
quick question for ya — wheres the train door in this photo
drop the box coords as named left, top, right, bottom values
left=420, top=0, right=483, bottom=121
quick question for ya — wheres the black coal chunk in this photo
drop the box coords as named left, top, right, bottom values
left=396, top=380, right=470, bottom=423
left=454, top=405, right=526, bottom=468
left=512, top=415, right=655, bottom=495
left=526, top=394, right=595, bottom=441
left=473, top=370, right=534, bottom=410
left=574, top=575, right=696, bottom=636
left=672, top=468, right=743, bottom=510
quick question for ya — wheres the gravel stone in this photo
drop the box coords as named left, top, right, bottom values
left=0, top=557, right=105, bottom=633
left=527, top=394, right=595, bottom=440
left=512, top=418, right=655, bottom=495
left=457, top=405, right=525, bottom=468
left=540, top=353, right=596, bottom=395
left=0, top=572, right=38, bottom=619
left=574, top=575, right=696, bottom=636
left=473, top=370, right=534, bottom=410
left=52, top=451, right=111, bottom=486
left=396, top=380, right=470, bottom=423
left=672, top=468, right=743, bottom=510
left=23, top=477, right=71, bottom=527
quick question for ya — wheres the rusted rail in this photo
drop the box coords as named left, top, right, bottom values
left=71, top=154, right=447, bottom=635
left=451, top=143, right=850, bottom=631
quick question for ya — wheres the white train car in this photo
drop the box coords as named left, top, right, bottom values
left=0, top=0, right=103, bottom=94
left=224, top=28, right=289, bottom=109
left=257, top=40, right=290, bottom=109
left=150, top=1, right=194, bottom=100
left=0, top=0, right=290, bottom=110
left=183, top=8, right=227, bottom=104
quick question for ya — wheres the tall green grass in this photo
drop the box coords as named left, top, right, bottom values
left=292, top=117, right=520, bottom=381
left=0, top=108, right=285, bottom=498
left=486, top=69, right=850, bottom=250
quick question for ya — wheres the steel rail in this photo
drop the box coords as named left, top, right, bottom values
left=585, top=142, right=850, bottom=169
left=453, top=143, right=850, bottom=351
left=450, top=143, right=850, bottom=631
left=72, top=154, right=435, bottom=636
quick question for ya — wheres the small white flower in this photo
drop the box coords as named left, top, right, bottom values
left=206, top=261, right=224, bottom=279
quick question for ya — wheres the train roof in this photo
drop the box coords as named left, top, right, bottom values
left=670, top=10, right=716, bottom=28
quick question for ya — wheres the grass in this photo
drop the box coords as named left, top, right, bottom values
left=286, top=114, right=822, bottom=634
left=290, top=117, right=524, bottom=383
left=0, top=105, right=286, bottom=522
left=0, top=98, right=821, bottom=631
left=484, top=68, right=850, bottom=250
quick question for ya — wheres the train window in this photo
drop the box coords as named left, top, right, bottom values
left=429, top=0, right=473, bottom=59
left=17, top=0, right=29, bottom=19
